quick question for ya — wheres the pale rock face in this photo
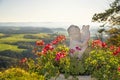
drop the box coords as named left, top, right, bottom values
left=67, top=25, right=90, bottom=59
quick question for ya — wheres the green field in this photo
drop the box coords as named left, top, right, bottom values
left=0, top=27, right=67, bottom=70
left=0, top=33, right=50, bottom=52
left=0, top=43, right=25, bottom=52
left=0, top=33, right=5, bottom=37
left=30, top=33, right=50, bottom=38
left=0, top=34, right=35, bottom=43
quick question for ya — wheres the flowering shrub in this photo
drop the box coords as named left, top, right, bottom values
left=26, top=35, right=87, bottom=79
left=85, top=40, right=120, bottom=80
left=27, top=35, right=71, bottom=79
left=21, top=35, right=120, bottom=80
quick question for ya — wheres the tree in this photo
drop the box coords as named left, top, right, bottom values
left=92, top=0, right=120, bottom=25
left=92, top=0, right=120, bottom=46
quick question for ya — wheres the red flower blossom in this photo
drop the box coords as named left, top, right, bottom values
left=102, top=42, right=107, bottom=48
left=113, top=51, right=119, bottom=55
left=118, top=66, right=120, bottom=72
left=113, top=47, right=120, bottom=55
left=51, top=40, right=58, bottom=45
left=40, top=44, right=54, bottom=55
left=20, top=58, right=27, bottom=63
left=109, top=45, right=115, bottom=50
left=36, top=40, right=45, bottom=46
left=116, top=47, right=120, bottom=53
left=51, top=35, right=66, bottom=45
left=55, top=51, right=66, bottom=61
left=92, top=40, right=107, bottom=48
left=56, top=35, right=66, bottom=42
left=41, top=48, right=47, bottom=55
left=44, top=44, right=54, bottom=51
left=92, top=40, right=102, bottom=47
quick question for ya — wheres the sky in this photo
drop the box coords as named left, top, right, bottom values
left=0, top=0, right=114, bottom=24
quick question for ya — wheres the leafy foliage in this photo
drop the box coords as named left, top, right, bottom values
left=0, top=68, right=45, bottom=80
left=92, top=0, right=120, bottom=25
left=68, top=57, right=85, bottom=75
left=106, top=27, right=120, bottom=46
left=92, top=0, right=120, bottom=46
left=27, top=35, right=88, bottom=79
left=85, top=40, right=120, bottom=80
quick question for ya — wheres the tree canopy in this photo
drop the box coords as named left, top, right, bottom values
left=92, top=0, right=120, bottom=25
left=92, top=0, right=120, bottom=46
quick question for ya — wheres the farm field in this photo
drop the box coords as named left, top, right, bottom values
left=0, top=27, right=66, bottom=69
left=0, top=34, right=48, bottom=51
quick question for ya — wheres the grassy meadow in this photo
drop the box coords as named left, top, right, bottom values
left=0, top=43, right=25, bottom=52
left=0, top=33, right=50, bottom=51
left=0, top=27, right=66, bottom=69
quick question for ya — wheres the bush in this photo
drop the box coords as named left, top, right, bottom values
left=27, top=35, right=70, bottom=79
left=25, top=35, right=120, bottom=80
left=27, top=35, right=87, bottom=79
left=85, top=40, right=120, bottom=80
left=0, top=68, right=45, bottom=80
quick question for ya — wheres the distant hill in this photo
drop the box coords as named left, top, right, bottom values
left=0, top=27, right=66, bottom=34
left=0, top=22, right=69, bottom=29
left=0, top=22, right=99, bottom=37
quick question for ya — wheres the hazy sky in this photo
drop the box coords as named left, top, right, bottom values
left=0, top=0, right=114, bottom=24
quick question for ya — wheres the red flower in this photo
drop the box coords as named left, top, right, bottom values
left=113, top=47, right=120, bottom=56
left=92, top=40, right=107, bottom=48
left=41, top=48, right=47, bottom=55
left=101, top=42, right=107, bottom=48
left=109, top=45, right=115, bottom=50
left=51, top=35, right=66, bottom=45
left=113, top=51, right=119, bottom=55
left=20, top=58, right=27, bottom=63
left=92, top=40, right=102, bottom=47
left=55, top=51, right=66, bottom=61
left=44, top=44, right=54, bottom=51
left=116, top=47, right=120, bottom=53
left=118, top=66, right=120, bottom=72
left=36, top=40, right=45, bottom=46
left=40, top=44, right=54, bottom=55
left=56, top=35, right=66, bottom=42
left=51, top=40, right=58, bottom=45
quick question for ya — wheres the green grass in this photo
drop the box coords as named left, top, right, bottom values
left=0, top=33, right=50, bottom=52
left=0, top=34, right=34, bottom=52
left=30, top=33, right=50, bottom=38
left=0, top=34, right=36, bottom=43
left=0, top=33, right=5, bottom=37
left=0, top=33, right=50, bottom=43
left=0, top=43, right=25, bottom=52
